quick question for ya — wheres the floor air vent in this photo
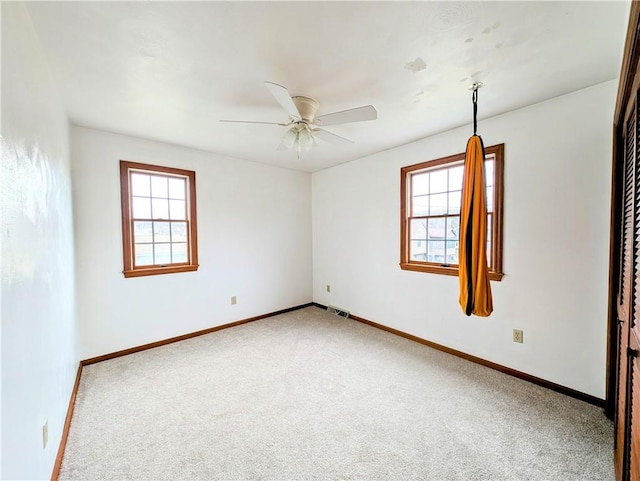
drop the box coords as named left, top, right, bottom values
left=327, top=305, right=350, bottom=318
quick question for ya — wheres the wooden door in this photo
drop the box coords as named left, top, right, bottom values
left=614, top=100, right=634, bottom=478
left=612, top=4, right=640, bottom=481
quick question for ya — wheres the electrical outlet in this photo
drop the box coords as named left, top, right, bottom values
left=326, top=285, right=331, bottom=293
left=43, top=420, right=48, bottom=449
left=231, top=296, right=237, bottom=305
left=513, top=329, right=524, bottom=344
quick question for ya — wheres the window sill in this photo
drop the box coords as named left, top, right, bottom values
left=123, top=264, right=199, bottom=278
left=399, top=262, right=504, bottom=281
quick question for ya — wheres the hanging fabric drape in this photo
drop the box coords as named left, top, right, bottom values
left=458, top=86, right=493, bottom=317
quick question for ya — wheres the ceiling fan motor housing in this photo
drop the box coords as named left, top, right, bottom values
left=292, top=96, right=319, bottom=122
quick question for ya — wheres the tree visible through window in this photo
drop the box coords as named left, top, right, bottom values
left=400, top=144, right=504, bottom=280
left=120, top=161, right=199, bottom=278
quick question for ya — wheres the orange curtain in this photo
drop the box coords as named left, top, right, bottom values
left=458, top=135, right=493, bottom=317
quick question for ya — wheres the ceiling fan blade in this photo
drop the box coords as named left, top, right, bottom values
left=313, top=128, right=353, bottom=145
left=220, top=120, right=289, bottom=126
left=314, top=105, right=377, bottom=126
left=264, top=81, right=301, bottom=119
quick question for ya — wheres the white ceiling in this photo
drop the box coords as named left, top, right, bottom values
left=25, top=1, right=630, bottom=173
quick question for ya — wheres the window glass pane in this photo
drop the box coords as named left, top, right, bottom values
left=168, top=177, right=186, bottom=200
left=429, top=193, right=447, bottom=215
left=154, top=243, right=171, bottom=265
left=134, top=243, right=153, bottom=266
left=153, top=222, right=171, bottom=243
left=448, top=166, right=464, bottom=191
left=410, top=241, right=427, bottom=261
left=169, top=200, right=186, bottom=220
left=427, top=241, right=445, bottom=263
left=430, top=170, right=448, bottom=194
left=412, top=195, right=429, bottom=217
left=131, top=173, right=150, bottom=197
left=171, top=222, right=188, bottom=242
left=427, top=217, right=445, bottom=239
left=412, top=173, right=429, bottom=196
left=487, top=242, right=492, bottom=268
left=486, top=186, right=494, bottom=212
left=410, top=218, right=427, bottom=241
left=152, top=198, right=169, bottom=219
left=484, top=160, right=494, bottom=187
left=133, top=221, right=153, bottom=243
left=151, top=176, right=168, bottom=198
left=445, top=240, right=459, bottom=265
left=446, top=216, right=460, bottom=240
left=172, top=243, right=188, bottom=263
left=132, top=197, right=151, bottom=219
left=448, top=191, right=461, bottom=215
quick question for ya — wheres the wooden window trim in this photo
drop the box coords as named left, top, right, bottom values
left=120, top=160, right=199, bottom=278
left=400, top=143, right=504, bottom=281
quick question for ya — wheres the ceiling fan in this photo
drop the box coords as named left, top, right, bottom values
left=221, top=82, right=377, bottom=158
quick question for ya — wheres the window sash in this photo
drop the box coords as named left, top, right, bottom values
left=131, top=219, right=191, bottom=268
left=408, top=213, right=492, bottom=268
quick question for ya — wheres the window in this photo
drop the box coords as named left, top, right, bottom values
left=120, top=161, right=199, bottom=278
left=400, top=143, right=504, bottom=280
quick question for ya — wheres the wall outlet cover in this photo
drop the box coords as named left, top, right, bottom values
left=513, top=329, right=524, bottom=344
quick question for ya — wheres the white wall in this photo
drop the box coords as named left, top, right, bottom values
left=72, top=127, right=312, bottom=359
left=1, top=3, right=77, bottom=479
left=313, top=81, right=616, bottom=399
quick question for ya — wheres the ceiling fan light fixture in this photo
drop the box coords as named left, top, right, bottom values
left=281, top=127, right=298, bottom=149
left=297, top=125, right=316, bottom=151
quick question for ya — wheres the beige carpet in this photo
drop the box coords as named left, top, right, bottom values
left=60, top=306, right=613, bottom=480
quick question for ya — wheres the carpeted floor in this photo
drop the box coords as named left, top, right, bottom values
left=60, top=306, right=613, bottom=480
